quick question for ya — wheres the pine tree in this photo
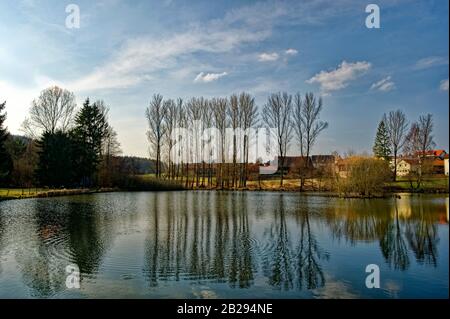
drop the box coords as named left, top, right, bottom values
left=35, top=130, right=75, bottom=187
left=373, top=119, right=391, bottom=160
left=0, top=101, right=13, bottom=185
left=72, top=99, right=109, bottom=186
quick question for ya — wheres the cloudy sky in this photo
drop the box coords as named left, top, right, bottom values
left=0, top=0, right=448, bottom=157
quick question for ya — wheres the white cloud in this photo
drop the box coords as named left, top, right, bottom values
left=258, top=52, right=280, bottom=62
left=306, top=61, right=371, bottom=94
left=370, top=76, right=395, bottom=92
left=194, top=72, right=228, bottom=83
left=414, top=56, right=449, bottom=70
left=285, top=48, right=298, bottom=55
left=68, top=21, right=270, bottom=91
left=52, top=1, right=373, bottom=92
left=440, top=79, right=449, bottom=91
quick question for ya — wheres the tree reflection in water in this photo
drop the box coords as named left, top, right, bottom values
left=262, top=196, right=294, bottom=290
left=143, top=192, right=256, bottom=288
left=380, top=201, right=410, bottom=270
left=405, top=200, right=439, bottom=266
left=295, top=204, right=329, bottom=290
left=325, top=196, right=441, bottom=271
left=11, top=198, right=114, bottom=297
left=0, top=192, right=444, bottom=297
left=259, top=195, right=328, bottom=291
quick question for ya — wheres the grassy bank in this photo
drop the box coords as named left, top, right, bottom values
left=0, top=188, right=117, bottom=200
left=385, top=177, right=449, bottom=193
left=2, top=176, right=447, bottom=201
left=0, top=179, right=185, bottom=201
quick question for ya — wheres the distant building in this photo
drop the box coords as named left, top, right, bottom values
left=430, top=158, right=445, bottom=175
left=444, top=156, right=449, bottom=176
left=391, top=149, right=448, bottom=177
left=394, top=158, right=419, bottom=177
left=311, top=155, right=336, bottom=170
left=277, top=156, right=313, bottom=173
left=416, top=149, right=447, bottom=159
left=258, top=155, right=337, bottom=175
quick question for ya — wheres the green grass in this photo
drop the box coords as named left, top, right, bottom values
left=0, top=188, right=57, bottom=199
left=0, top=188, right=44, bottom=198
left=0, top=188, right=117, bottom=200
left=386, top=176, right=449, bottom=192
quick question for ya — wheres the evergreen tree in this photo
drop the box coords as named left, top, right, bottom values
left=0, top=101, right=13, bottom=185
left=35, top=130, right=75, bottom=187
left=373, top=119, right=391, bottom=160
left=72, top=99, right=109, bottom=186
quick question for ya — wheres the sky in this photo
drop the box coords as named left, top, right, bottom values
left=0, top=0, right=448, bottom=157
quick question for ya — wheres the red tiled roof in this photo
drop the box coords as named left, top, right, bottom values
left=416, top=149, right=447, bottom=157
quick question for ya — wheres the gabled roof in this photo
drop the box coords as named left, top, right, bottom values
left=416, top=149, right=447, bottom=158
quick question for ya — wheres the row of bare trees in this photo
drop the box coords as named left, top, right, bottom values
left=145, top=93, right=258, bottom=189
left=146, top=91, right=328, bottom=188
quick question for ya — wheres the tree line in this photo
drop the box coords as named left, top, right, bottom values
left=0, top=86, right=122, bottom=189
left=372, top=109, right=436, bottom=188
left=2, top=85, right=438, bottom=193
left=145, top=91, right=328, bottom=189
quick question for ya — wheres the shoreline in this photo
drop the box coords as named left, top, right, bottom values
left=1, top=185, right=448, bottom=201
left=0, top=188, right=119, bottom=201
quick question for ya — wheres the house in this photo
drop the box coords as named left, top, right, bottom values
left=391, top=158, right=420, bottom=177
left=276, top=156, right=312, bottom=174
left=311, top=155, right=336, bottom=169
left=391, top=150, right=448, bottom=177
left=416, top=149, right=447, bottom=159
left=429, top=158, right=445, bottom=175
left=444, top=155, right=449, bottom=176
left=259, top=155, right=336, bottom=176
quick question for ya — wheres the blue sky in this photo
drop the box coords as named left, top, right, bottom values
left=0, top=0, right=448, bottom=157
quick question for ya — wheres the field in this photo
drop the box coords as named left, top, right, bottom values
left=386, top=176, right=449, bottom=192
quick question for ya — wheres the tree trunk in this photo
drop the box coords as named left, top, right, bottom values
left=393, top=151, right=397, bottom=182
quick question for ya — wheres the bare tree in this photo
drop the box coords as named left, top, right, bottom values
left=175, top=99, right=185, bottom=183
left=212, top=97, right=228, bottom=189
left=294, top=92, right=328, bottom=190
left=176, top=100, right=191, bottom=187
left=164, top=99, right=177, bottom=180
left=186, top=97, right=204, bottom=188
left=202, top=100, right=214, bottom=188
left=263, top=92, right=293, bottom=187
left=417, top=114, right=435, bottom=158
left=404, top=114, right=435, bottom=188
left=385, top=110, right=408, bottom=181
left=22, top=86, right=76, bottom=137
left=103, top=126, right=122, bottom=158
left=100, top=126, right=122, bottom=186
left=239, top=92, right=258, bottom=187
left=228, top=94, right=240, bottom=189
left=146, top=94, right=167, bottom=178
left=293, top=93, right=305, bottom=158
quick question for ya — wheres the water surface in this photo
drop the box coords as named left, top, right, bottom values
left=0, top=191, right=448, bottom=298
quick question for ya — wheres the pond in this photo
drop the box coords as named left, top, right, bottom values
left=0, top=191, right=448, bottom=298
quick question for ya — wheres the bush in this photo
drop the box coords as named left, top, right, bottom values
left=335, top=157, right=391, bottom=197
